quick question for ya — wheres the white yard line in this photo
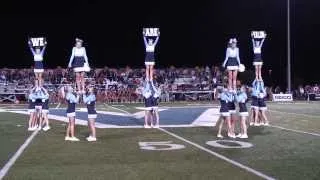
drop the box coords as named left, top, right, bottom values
left=269, top=109, right=320, bottom=118
left=0, top=130, right=39, bottom=180
left=269, top=125, right=320, bottom=137
left=105, top=104, right=131, bottom=115
left=55, top=103, right=61, bottom=109
left=158, top=128, right=275, bottom=180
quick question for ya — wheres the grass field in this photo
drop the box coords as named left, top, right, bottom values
left=0, top=102, right=320, bottom=180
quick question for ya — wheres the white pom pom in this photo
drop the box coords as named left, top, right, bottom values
left=239, top=64, right=245, bottom=72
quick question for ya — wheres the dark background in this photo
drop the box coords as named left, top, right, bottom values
left=0, top=0, right=319, bottom=87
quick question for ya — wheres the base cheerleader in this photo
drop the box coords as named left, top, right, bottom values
left=142, top=83, right=153, bottom=128
left=222, top=38, right=241, bottom=91
left=83, top=85, right=97, bottom=142
left=252, top=35, right=266, bottom=81
left=28, top=40, right=47, bottom=89
left=235, top=86, right=248, bottom=138
left=151, top=82, right=161, bottom=128
left=143, top=34, right=159, bottom=82
left=68, top=38, right=90, bottom=94
left=63, top=86, right=80, bottom=141
left=217, top=87, right=232, bottom=138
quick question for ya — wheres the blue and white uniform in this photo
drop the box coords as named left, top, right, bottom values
left=83, top=93, right=97, bottom=119
left=219, top=90, right=233, bottom=117
left=257, top=81, right=267, bottom=111
left=29, top=45, right=46, bottom=73
left=151, top=83, right=161, bottom=110
left=226, top=92, right=236, bottom=114
left=223, top=47, right=241, bottom=71
left=144, top=37, right=159, bottom=66
left=68, top=47, right=89, bottom=72
left=251, top=80, right=259, bottom=110
left=28, top=91, right=37, bottom=113
left=142, top=83, right=153, bottom=110
left=252, top=38, right=265, bottom=66
left=236, top=91, right=248, bottom=116
left=39, top=88, right=49, bottom=114
left=66, top=92, right=79, bottom=117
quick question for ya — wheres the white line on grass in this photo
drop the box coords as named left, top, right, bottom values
left=0, top=130, right=39, bottom=180
left=269, top=109, right=320, bottom=118
left=55, top=103, right=61, bottom=109
left=158, top=128, right=275, bottom=180
left=104, top=104, right=131, bottom=115
left=269, top=125, right=320, bottom=137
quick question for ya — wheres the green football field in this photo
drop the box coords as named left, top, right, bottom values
left=0, top=102, right=320, bottom=180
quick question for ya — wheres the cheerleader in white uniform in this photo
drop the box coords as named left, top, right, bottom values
left=217, top=87, right=233, bottom=138
left=151, top=82, right=161, bottom=128
left=257, top=81, right=269, bottom=126
left=40, top=87, right=50, bottom=131
left=143, top=34, right=159, bottom=82
left=28, top=40, right=47, bottom=88
left=68, top=38, right=90, bottom=94
left=62, top=86, right=80, bottom=141
left=83, top=86, right=97, bottom=142
left=222, top=38, right=241, bottom=91
left=252, top=35, right=266, bottom=81
left=142, top=83, right=153, bottom=128
left=235, top=86, right=248, bottom=138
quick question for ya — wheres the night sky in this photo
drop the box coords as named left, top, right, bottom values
left=0, top=0, right=319, bottom=86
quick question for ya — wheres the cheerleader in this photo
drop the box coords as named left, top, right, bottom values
left=217, top=87, right=232, bottom=138
left=143, top=34, right=159, bottom=82
left=68, top=38, right=90, bottom=94
left=40, top=87, right=50, bottom=131
left=235, top=86, right=248, bottom=138
left=27, top=87, right=37, bottom=131
left=83, top=85, right=97, bottom=142
left=222, top=38, right=241, bottom=91
left=258, top=81, right=269, bottom=126
left=151, top=82, right=161, bottom=128
left=28, top=40, right=47, bottom=89
left=142, top=83, right=153, bottom=128
left=63, top=86, right=80, bottom=141
left=252, top=35, right=266, bottom=81
left=250, top=80, right=261, bottom=126
left=227, top=90, right=237, bottom=138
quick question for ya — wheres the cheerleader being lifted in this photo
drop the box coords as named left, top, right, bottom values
left=251, top=31, right=266, bottom=81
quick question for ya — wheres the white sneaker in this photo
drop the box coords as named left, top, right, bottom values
left=69, top=137, right=80, bottom=141
left=86, top=136, right=97, bottom=142
left=28, top=127, right=35, bottom=131
left=65, top=136, right=71, bottom=141
left=154, top=124, right=160, bottom=128
left=144, top=124, right=151, bottom=129
left=264, top=122, right=270, bottom=126
left=42, top=126, right=51, bottom=132
left=249, top=122, right=254, bottom=126
left=254, top=123, right=260, bottom=127
left=228, top=133, right=236, bottom=139
left=240, top=134, right=248, bottom=139
left=150, top=124, right=154, bottom=128
left=37, top=126, right=42, bottom=130
left=236, top=134, right=242, bottom=138
left=217, top=134, right=223, bottom=138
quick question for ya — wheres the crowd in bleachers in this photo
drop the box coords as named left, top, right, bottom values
left=0, top=67, right=319, bottom=103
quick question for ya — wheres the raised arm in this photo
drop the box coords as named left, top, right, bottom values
left=143, top=36, right=148, bottom=47
left=41, top=45, right=46, bottom=55
left=153, top=36, right=160, bottom=46
left=28, top=43, right=35, bottom=55
left=68, top=47, right=75, bottom=68
left=252, top=38, right=255, bottom=48
left=259, top=38, right=265, bottom=48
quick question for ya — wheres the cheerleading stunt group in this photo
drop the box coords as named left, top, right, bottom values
left=26, top=30, right=269, bottom=141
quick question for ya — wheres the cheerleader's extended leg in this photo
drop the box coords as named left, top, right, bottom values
left=232, top=70, right=238, bottom=90
left=145, top=65, right=150, bottom=81
left=254, top=108, right=260, bottom=126
left=38, top=72, right=43, bottom=87
left=149, top=65, right=154, bottom=81
left=217, top=116, right=224, bottom=138
left=240, top=115, right=248, bottom=138
left=144, top=110, right=151, bottom=128
left=258, top=65, right=262, bottom=81
left=88, top=118, right=96, bottom=139
left=80, top=72, right=85, bottom=93
left=75, top=73, right=81, bottom=93
left=228, top=71, right=233, bottom=90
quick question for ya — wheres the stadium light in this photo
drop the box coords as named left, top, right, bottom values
left=287, top=0, right=291, bottom=93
